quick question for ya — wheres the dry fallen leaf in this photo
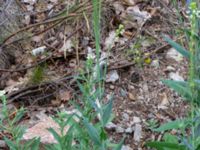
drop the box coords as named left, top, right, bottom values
left=126, top=6, right=151, bottom=26
left=23, top=116, right=70, bottom=144
left=128, top=92, right=136, bottom=101
left=158, top=93, right=169, bottom=109
left=58, top=89, right=71, bottom=103
left=123, top=0, right=136, bottom=5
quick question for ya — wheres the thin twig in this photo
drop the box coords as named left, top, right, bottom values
left=109, top=35, right=185, bottom=70
left=2, top=13, right=78, bottom=44
left=0, top=55, right=52, bottom=72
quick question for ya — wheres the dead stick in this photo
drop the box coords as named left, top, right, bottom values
left=2, top=13, right=78, bottom=45
left=0, top=55, right=51, bottom=72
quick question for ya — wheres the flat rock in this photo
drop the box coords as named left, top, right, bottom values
left=166, top=47, right=183, bottom=62
left=125, top=127, right=134, bottom=134
left=105, top=122, right=117, bottom=130
left=116, top=126, right=125, bottom=133
left=134, top=124, right=142, bottom=142
left=169, top=72, right=184, bottom=81
left=121, top=145, right=133, bottom=150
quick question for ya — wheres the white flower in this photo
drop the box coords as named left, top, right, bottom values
left=0, top=90, right=6, bottom=97
left=87, top=47, right=96, bottom=60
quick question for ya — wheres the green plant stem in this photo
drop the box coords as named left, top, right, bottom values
left=188, top=4, right=198, bottom=147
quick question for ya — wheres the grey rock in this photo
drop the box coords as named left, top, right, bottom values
left=131, top=116, right=141, bottom=125
left=116, top=126, right=125, bottom=133
left=169, top=72, right=184, bottom=81
left=125, top=127, right=134, bottom=134
left=151, top=59, right=159, bottom=68
left=122, top=113, right=129, bottom=121
left=134, top=124, right=142, bottom=142
left=0, top=140, right=6, bottom=148
left=106, top=70, right=119, bottom=83
left=121, top=145, right=133, bottom=150
left=166, top=48, right=183, bottom=62
left=105, top=122, right=117, bottom=130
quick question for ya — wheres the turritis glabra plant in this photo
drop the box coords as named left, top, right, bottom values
left=146, top=2, right=200, bottom=150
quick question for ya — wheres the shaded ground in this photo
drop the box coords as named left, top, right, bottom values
left=0, top=0, right=190, bottom=149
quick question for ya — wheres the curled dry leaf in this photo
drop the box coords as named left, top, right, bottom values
left=23, top=116, right=70, bottom=144
left=158, top=93, right=169, bottom=110
left=126, top=6, right=151, bottom=26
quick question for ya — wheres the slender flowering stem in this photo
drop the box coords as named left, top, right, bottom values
left=188, top=2, right=198, bottom=148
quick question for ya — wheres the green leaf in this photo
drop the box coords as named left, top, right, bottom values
left=100, top=128, right=107, bottom=141
left=163, top=133, right=178, bottom=144
left=163, top=36, right=190, bottom=59
left=153, top=119, right=187, bottom=132
left=48, top=128, right=61, bottom=144
left=45, top=144, right=57, bottom=150
left=194, top=79, right=200, bottom=89
left=102, top=97, right=113, bottom=126
left=4, top=137, right=17, bottom=150
left=162, top=80, right=192, bottom=100
left=82, top=118, right=101, bottom=146
left=114, top=137, right=124, bottom=150
left=30, top=138, right=40, bottom=150
left=61, top=126, right=74, bottom=148
left=24, top=138, right=40, bottom=150
left=11, top=107, right=25, bottom=125
left=146, top=141, right=186, bottom=150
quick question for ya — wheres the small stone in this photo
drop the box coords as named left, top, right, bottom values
left=151, top=59, right=159, bottom=68
left=32, top=46, right=46, bottom=56
left=169, top=72, right=184, bottom=81
left=143, top=83, right=149, bottom=93
left=125, top=127, right=134, bottom=134
left=122, top=113, right=129, bottom=121
left=120, top=88, right=127, bottom=97
left=121, top=145, right=133, bottom=150
left=105, top=122, right=117, bottom=130
left=166, top=48, right=183, bottom=62
left=165, top=66, right=176, bottom=72
left=134, top=124, right=142, bottom=142
left=106, top=70, right=119, bottom=83
left=132, top=116, right=141, bottom=124
left=116, top=126, right=125, bottom=133
left=109, top=85, right=115, bottom=90
left=158, top=105, right=168, bottom=110
left=0, top=140, right=6, bottom=148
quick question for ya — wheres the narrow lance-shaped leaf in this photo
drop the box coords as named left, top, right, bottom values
left=102, top=96, right=113, bottom=126
left=153, top=119, right=188, bottom=132
left=163, top=36, right=190, bottom=59
left=4, top=137, right=17, bottom=150
left=146, top=141, right=186, bottom=150
left=163, top=133, right=179, bottom=144
left=82, top=118, right=101, bottom=146
left=162, top=80, right=192, bottom=100
left=48, top=128, right=61, bottom=143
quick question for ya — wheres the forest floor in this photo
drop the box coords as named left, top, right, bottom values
left=0, top=0, right=190, bottom=149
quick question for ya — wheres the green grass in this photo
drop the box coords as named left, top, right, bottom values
left=30, top=65, right=45, bottom=84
